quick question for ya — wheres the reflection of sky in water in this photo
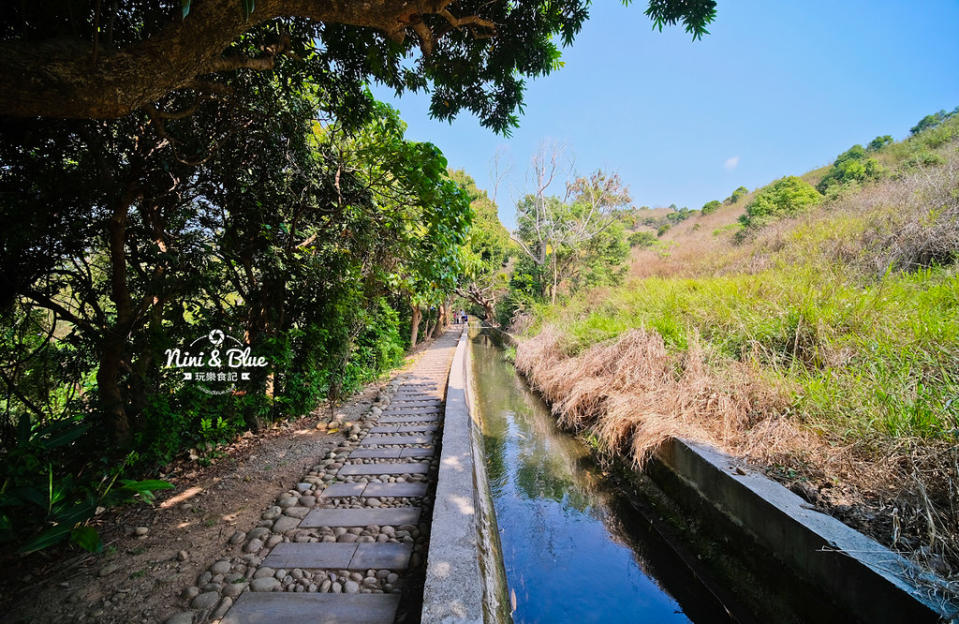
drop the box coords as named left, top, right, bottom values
left=472, top=335, right=693, bottom=624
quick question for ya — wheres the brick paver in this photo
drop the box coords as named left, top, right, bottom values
left=337, top=462, right=429, bottom=475
left=300, top=507, right=421, bottom=528
left=223, top=593, right=401, bottom=624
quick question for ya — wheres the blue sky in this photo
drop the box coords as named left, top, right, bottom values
left=371, top=0, right=959, bottom=228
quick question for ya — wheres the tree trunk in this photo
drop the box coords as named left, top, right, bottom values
left=100, top=196, right=135, bottom=446
left=482, top=301, right=495, bottom=323
left=410, top=305, right=421, bottom=348
left=97, top=335, right=129, bottom=446
left=433, top=305, right=445, bottom=338
left=551, top=253, right=558, bottom=304
left=423, top=311, right=433, bottom=343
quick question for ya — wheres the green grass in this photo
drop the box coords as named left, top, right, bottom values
left=533, top=259, right=958, bottom=440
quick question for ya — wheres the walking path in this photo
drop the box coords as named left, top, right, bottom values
left=166, top=329, right=461, bottom=624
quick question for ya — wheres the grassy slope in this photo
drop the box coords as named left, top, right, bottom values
left=516, top=114, right=959, bottom=580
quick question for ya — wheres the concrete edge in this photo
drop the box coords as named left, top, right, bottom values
left=652, top=437, right=958, bottom=622
left=464, top=329, right=512, bottom=623
left=422, top=328, right=509, bottom=624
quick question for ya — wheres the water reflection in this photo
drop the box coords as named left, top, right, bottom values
left=471, top=331, right=732, bottom=624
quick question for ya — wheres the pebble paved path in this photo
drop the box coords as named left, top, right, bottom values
left=166, top=329, right=460, bottom=624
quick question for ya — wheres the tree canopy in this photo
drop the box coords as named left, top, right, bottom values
left=450, top=170, right=512, bottom=321
left=0, top=69, right=468, bottom=552
left=0, top=0, right=716, bottom=130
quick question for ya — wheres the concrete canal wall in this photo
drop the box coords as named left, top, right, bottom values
left=421, top=329, right=510, bottom=624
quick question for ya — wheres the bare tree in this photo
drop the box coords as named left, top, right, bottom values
left=489, top=145, right=513, bottom=206
left=511, top=143, right=631, bottom=302
left=510, top=140, right=570, bottom=268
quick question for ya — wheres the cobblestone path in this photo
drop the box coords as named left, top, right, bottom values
left=166, top=329, right=460, bottom=624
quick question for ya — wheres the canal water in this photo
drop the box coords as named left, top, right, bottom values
left=470, top=330, right=737, bottom=624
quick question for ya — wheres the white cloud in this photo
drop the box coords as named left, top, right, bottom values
left=724, top=156, right=740, bottom=171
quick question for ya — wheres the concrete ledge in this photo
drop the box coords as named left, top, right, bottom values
left=422, top=329, right=509, bottom=624
left=653, top=438, right=958, bottom=623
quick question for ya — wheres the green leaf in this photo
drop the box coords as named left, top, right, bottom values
left=15, top=414, right=31, bottom=446
left=70, top=526, right=102, bottom=552
left=10, top=486, right=47, bottom=509
left=54, top=500, right=98, bottom=526
left=120, top=479, right=174, bottom=492
left=36, top=420, right=90, bottom=449
left=181, top=0, right=191, bottom=18
left=18, top=524, right=71, bottom=554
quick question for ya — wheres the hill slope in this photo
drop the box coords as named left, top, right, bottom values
left=515, top=109, right=959, bottom=586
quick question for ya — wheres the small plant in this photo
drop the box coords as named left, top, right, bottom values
left=0, top=419, right=173, bottom=554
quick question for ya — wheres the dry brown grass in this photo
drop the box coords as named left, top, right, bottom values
left=629, top=193, right=754, bottom=278
left=515, top=325, right=805, bottom=466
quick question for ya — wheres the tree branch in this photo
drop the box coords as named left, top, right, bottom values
left=0, top=0, right=499, bottom=118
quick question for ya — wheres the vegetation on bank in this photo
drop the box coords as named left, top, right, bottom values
left=511, top=109, right=959, bottom=582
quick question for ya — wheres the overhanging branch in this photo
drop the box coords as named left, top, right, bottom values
left=0, top=0, right=500, bottom=118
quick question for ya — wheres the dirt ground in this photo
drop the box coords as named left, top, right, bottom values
left=0, top=356, right=423, bottom=623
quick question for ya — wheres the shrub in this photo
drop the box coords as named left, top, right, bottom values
left=666, top=207, right=692, bottom=224
left=740, top=176, right=821, bottom=228
left=904, top=150, right=946, bottom=169
left=628, top=231, right=658, bottom=248
left=657, top=223, right=671, bottom=237
left=701, top=199, right=721, bottom=215
left=724, top=185, right=748, bottom=204
left=910, top=107, right=957, bottom=136
left=867, top=135, right=893, bottom=151
left=0, top=420, right=172, bottom=554
left=817, top=144, right=884, bottom=193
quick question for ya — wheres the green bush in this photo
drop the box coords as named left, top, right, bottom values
left=817, top=145, right=884, bottom=193
left=867, top=135, right=893, bottom=151
left=628, top=230, right=658, bottom=248
left=665, top=207, right=693, bottom=224
left=657, top=223, right=671, bottom=237
left=910, top=107, right=957, bottom=136
left=904, top=150, right=945, bottom=169
left=0, top=419, right=172, bottom=554
left=701, top=199, right=721, bottom=215
left=739, top=176, right=821, bottom=228
left=724, top=185, right=748, bottom=204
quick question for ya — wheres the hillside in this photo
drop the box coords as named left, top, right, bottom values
left=514, top=109, right=959, bottom=589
